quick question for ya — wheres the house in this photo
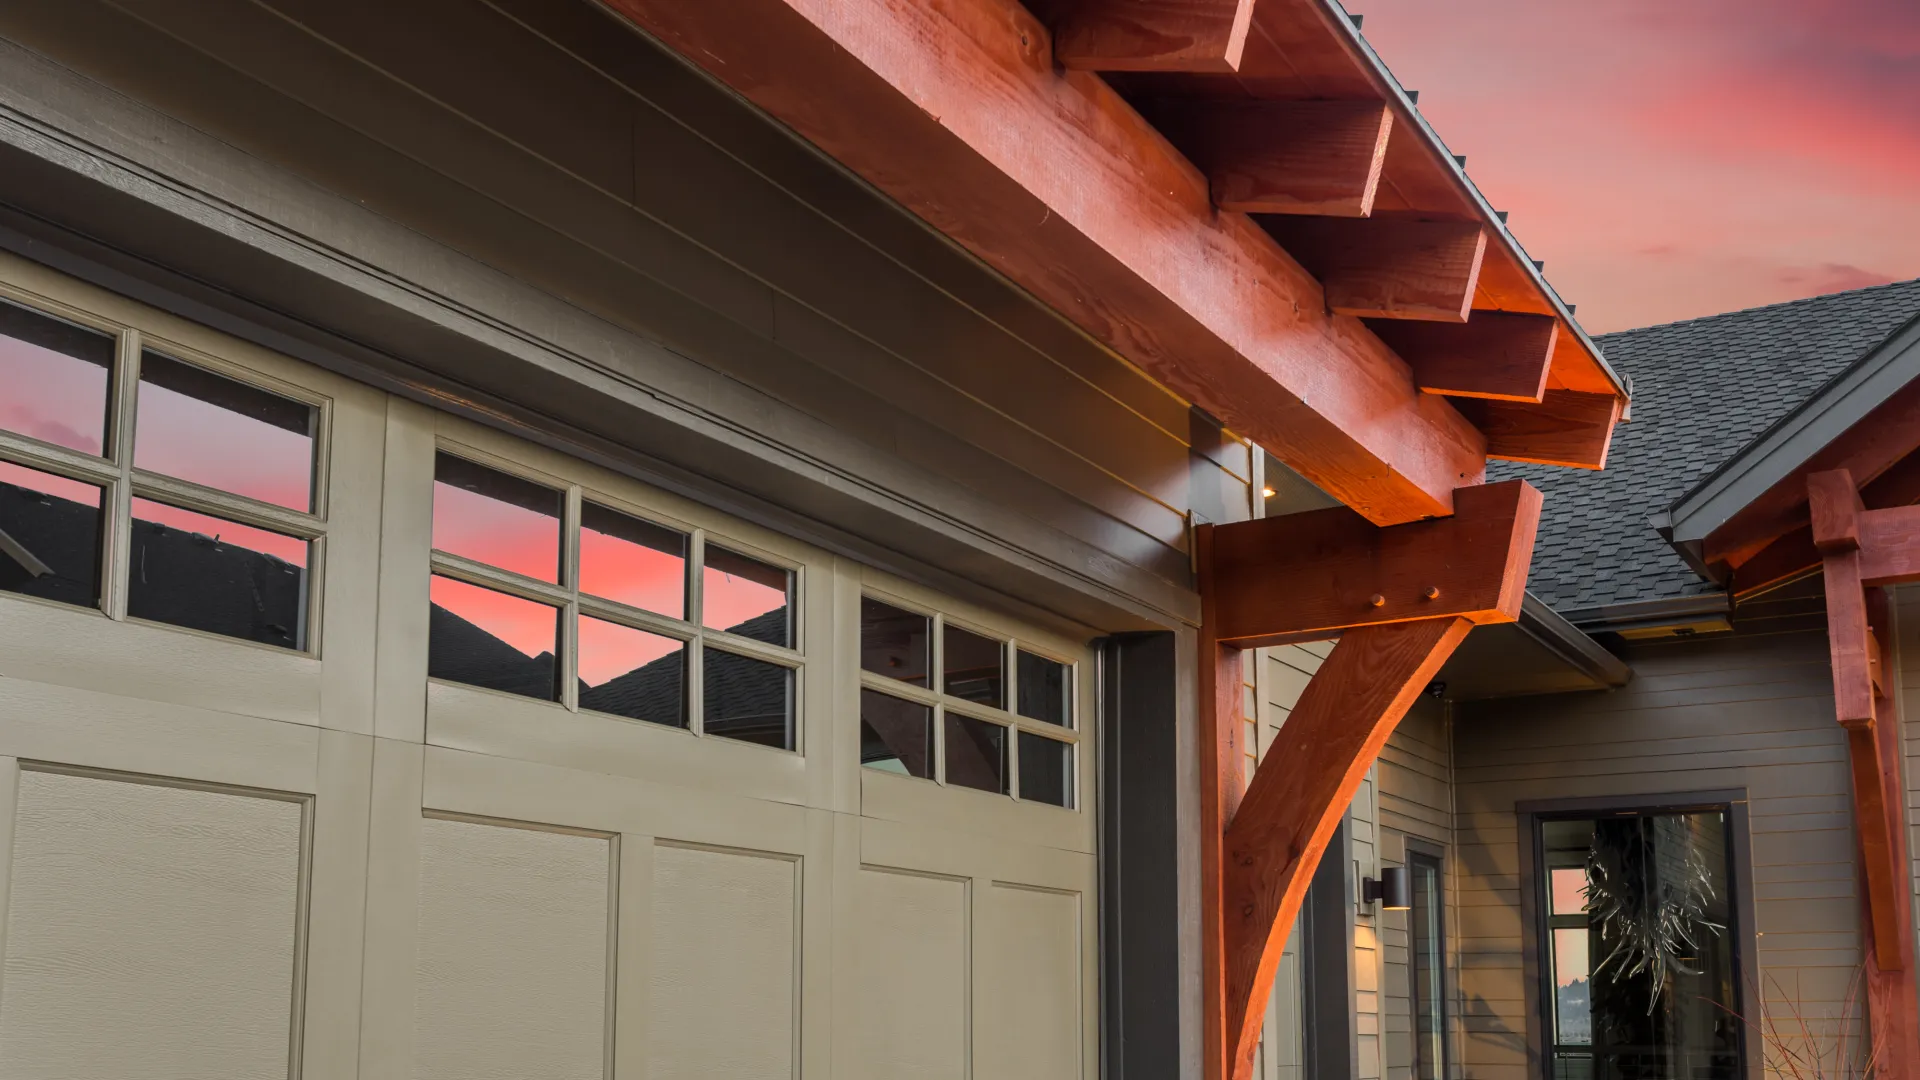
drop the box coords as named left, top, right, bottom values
left=27, top=2, right=1920, bottom=1080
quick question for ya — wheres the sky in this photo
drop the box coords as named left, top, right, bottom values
left=1354, top=0, right=1920, bottom=333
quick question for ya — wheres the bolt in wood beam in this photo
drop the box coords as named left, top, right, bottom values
left=1053, top=0, right=1258, bottom=73
left=1370, top=311, right=1559, bottom=402
left=1166, top=99, right=1394, bottom=217
left=1271, top=217, right=1487, bottom=322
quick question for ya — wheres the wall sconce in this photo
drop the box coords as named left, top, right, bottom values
left=1361, top=865, right=1411, bottom=910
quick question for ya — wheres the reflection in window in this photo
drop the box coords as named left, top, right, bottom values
left=579, top=503, right=686, bottom=618
left=702, top=545, right=791, bottom=647
left=945, top=713, right=1007, bottom=794
left=1017, top=731, right=1071, bottom=807
left=127, top=498, right=308, bottom=649
left=135, top=352, right=316, bottom=511
left=0, top=301, right=113, bottom=457
left=0, top=460, right=103, bottom=610
left=432, top=453, right=562, bottom=583
left=860, top=689, right=933, bottom=779
left=576, top=615, right=685, bottom=728
left=942, top=624, right=1002, bottom=706
left=1409, top=853, right=1447, bottom=1080
left=703, top=647, right=793, bottom=749
left=1538, top=811, right=1740, bottom=1080
left=427, top=574, right=559, bottom=701
left=1017, top=649, right=1071, bottom=726
left=861, top=597, right=929, bottom=687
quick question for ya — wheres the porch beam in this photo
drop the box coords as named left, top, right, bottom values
left=1371, top=311, right=1559, bottom=403
left=1196, top=478, right=1540, bottom=1080
left=606, top=0, right=1491, bottom=524
left=1053, top=0, right=1259, bottom=73
left=1166, top=99, right=1394, bottom=217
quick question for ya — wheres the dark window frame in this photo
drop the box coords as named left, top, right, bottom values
left=1515, top=791, right=1759, bottom=1080
left=1404, top=835, right=1450, bottom=1080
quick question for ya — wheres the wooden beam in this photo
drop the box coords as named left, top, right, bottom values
left=1218, top=617, right=1473, bottom=1080
left=1195, top=522, right=1246, bottom=1080
left=1857, top=504, right=1920, bottom=584
left=1370, top=311, right=1558, bottom=402
left=1864, top=589, right=1920, bottom=1080
left=606, top=0, right=1493, bottom=524
left=1454, top=390, right=1622, bottom=469
left=1273, top=218, right=1488, bottom=321
left=1207, top=479, right=1541, bottom=647
left=1730, top=451, right=1920, bottom=598
left=1053, top=0, right=1258, bottom=73
left=1164, top=99, right=1393, bottom=216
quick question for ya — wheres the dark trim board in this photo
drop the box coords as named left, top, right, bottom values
left=1306, top=817, right=1359, bottom=1080
left=1513, top=790, right=1760, bottom=1080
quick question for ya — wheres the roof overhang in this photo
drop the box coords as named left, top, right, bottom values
left=602, top=0, right=1628, bottom=526
left=1657, top=311, right=1920, bottom=597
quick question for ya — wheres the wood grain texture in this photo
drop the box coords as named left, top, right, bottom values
left=1371, top=311, right=1558, bottom=403
left=605, top=0, right=1494, bottom=525
left=413, top=816, right=611, bottom=1080
left=0, top=770, right=304, bottom=1080
left=648, top=843, right=797, bottom=1080
left=1159, top=98, right=1392, bottom=216
left=1206, top=479, right=1541, bottom=646
left=1053, top=0, right=1257, bottom=72
left=1220, top=618, right=1473, bottom=1080
left=1269, top=218, right=1487, bottom=322
left=1453, top=390, right=1622, bottom=469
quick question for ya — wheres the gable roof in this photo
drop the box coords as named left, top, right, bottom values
left=1494, top=278, right=1920, bottom=620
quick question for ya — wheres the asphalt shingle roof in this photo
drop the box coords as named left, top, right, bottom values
left=1494, top=279, right=1920, bottom=614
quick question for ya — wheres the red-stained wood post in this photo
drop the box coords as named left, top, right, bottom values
left=1196, top=479, right=1542, bottom=1080
left=1810, top=469, right=1920, bottom=1080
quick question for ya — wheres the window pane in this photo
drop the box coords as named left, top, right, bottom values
left=432, top=453, right=562, bottom=583
left=1551, top=927, right=1590, bottom=1046
left=860, top=689, right=933, bottom=779
left=1017, top=731, right=1072, bottom=807
left=1410, top=856, right=1446, bottom=1080
left=136, top=352, right=315, bottom=511
left=1550, top=866, right=1589, bottom=916
left=0, top=301, right=113, bottom=456
left=945, top=713, right=1007, bottom=794
left=703, top=647, right=794, bottom=749
left=127, top=498, right=309, bottom=650
left=861, top=598, right=929, bottom=687
left=579, top=503, right=686, bottom=618
left=1016, top=650, right=1071, bottom=726
left=427, top=574, right=559, bottom=701
left=702, top=545, right=791, bottom=647
left=577, top=616, right=685, bottom=728
left=0, top=460, right=103, bottom=610
left=943, top=625, right=1002, bottom=707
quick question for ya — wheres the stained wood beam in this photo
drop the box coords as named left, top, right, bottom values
left=608, top=0, right=1492, bottom=524
left=1273, top=217, right=1488, bottom=321
left=1166, top=99, right=1393, bottom=217
left=1207, top=479, right=1541, bottom=647
left=1053, top=0, right=1258, bottom=73
left=1730, top=451, right=1920, bottom=598
left=1453, top=390, right=1622, bottom=469
left=1371, top=311, right=1558, bottom=402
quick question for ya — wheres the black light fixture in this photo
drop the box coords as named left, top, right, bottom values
left=1361, top=865, right=1412, bottom=910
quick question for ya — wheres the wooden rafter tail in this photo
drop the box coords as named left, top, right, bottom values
left=1052, top=0, right=1259, bottom=73
left=1370, top=311, right=1558, bottom=403
left=1158, top=98, right=1394, bottom=217
left=1217, top=616, right=1472, bottom=1079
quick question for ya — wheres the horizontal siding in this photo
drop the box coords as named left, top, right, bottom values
left=1453, top=585, right=1864, bottom=1080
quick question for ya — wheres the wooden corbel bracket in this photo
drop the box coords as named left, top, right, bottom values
left=1196, top=479, right=1542, bottom=1080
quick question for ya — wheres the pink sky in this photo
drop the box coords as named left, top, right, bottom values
left=1356, top=0, right=1920, bottom=332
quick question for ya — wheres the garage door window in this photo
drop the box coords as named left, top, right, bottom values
left=429, top=450, right=801, bottom=750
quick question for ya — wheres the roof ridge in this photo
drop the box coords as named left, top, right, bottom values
left=1598, top=277, right=1920, bottom=342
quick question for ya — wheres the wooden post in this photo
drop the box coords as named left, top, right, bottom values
left=1195, top=479, right=1541, bottom=1080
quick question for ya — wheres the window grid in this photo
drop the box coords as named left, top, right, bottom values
left=0, top=286, right=331, bottom=649
left=856, top=594, right=1077, bottom=805
left=427, top=445, right=805, bottom=743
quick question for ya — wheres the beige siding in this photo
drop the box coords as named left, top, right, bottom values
left=1896, top=587, right=1920, bottom=983
left=1377, top=697, right=1459, bottom=1080
left=1454, top=588, right=1860, bottom=1080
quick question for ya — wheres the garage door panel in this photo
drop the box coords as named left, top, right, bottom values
left=977, top=882, right=1083, bottom=1080
left=647, top=841, right=798, bottom=1080
left=851, top=866, right=969, bottom=1080
left=0, top=767, right=306, bottom=1080
left=413, top=814, right=613, bottom=1080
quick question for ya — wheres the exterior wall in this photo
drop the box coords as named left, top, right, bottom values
left=1891, top=586, right=1920, bottom=1020
left=1453, top=585, right=1863, bottom=1080
left=1377, top=697, right=1460, bottom=1080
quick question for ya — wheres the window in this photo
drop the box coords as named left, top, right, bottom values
left=0, top=295, right=325, bottom=650
left=1408, top=849, right=1448, bottom=1080
left=857, top=593, right=1077, bottom=806
left=427, top=450, right=800, bottom=750
left=1534, top=809, right=1742, bottom=1080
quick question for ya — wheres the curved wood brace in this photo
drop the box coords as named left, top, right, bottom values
left=1218, top=616, right=1473, bottom=1080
